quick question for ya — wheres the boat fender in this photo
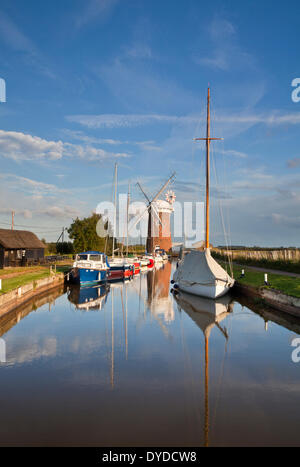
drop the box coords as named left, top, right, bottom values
left=170, top=279, right=175, bottom=284
left=173, top=283, right=179, bottom=289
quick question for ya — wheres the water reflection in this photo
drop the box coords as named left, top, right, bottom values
left=0, top=285, right=64, bottom=339
left=67, top=283, right=110, bottom=311
left=1, top=263, right=300, bottom=446
left=147, top=262, right=174, bottom=323
left=173, top=291, right=234, bottom=447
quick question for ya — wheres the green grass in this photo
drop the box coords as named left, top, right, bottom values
left=220, top=261, right=300, bottom=298
left=0, top=266, right=46, bottom=277
left=0, top=269, right=63, bottom=295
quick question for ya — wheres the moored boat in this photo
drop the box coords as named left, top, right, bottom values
left=172, top=88, right=234, bottom=299
left=108, top=258, right=133, bottom=280
left=70, top=251, right=110, bottom=285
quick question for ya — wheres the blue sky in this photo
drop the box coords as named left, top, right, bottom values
left=0, top=0, right=300, bottom=246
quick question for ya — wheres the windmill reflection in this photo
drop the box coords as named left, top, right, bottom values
left=147, top=261, right=174, bottom=323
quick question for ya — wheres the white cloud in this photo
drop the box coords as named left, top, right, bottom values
left=0, top=130, right=64, bottom=161
left=0, top=130, right=129, bottom=162
left=39, top=206, right=80, bottom=218
left=0, top=172, right=66, bottom=192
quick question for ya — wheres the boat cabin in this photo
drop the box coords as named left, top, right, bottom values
left=73, top=251, right=108, bottom=268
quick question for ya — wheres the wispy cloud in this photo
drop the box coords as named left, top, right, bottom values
left=74, top=0, right=119, bottom=29
left=61, top=129, right=161, bottom=150
left=220, top=149, right=248, bottom=158
left=66, top=111, right=300, bottom=129
left=0, top=130, right=130, bottom=162
left=0, top=173, right=68, bottom=196
left=0, top=10, right=56, bottom=79
left=0, top=10, right=37, bottom=54
left=194, top=17, right=254, bottom=71
left=39, top=205, right=80, bottom=219
left=123, top=44, right=152, bottom=60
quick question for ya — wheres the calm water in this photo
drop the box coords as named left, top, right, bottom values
left=0, top=261, right=300, bottom=447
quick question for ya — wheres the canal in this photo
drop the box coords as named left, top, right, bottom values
left=0, top=261, right=300, bottom=447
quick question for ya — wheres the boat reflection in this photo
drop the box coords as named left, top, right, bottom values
left=67, top=284, right=110, bottom=311
left=173, top=290, right=234, bottom=447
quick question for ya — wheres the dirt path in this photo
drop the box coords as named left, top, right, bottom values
left=234, top=263, right=300, bottom=278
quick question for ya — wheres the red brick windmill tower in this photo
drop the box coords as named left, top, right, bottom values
left=136, top=173, right=176, bottom=254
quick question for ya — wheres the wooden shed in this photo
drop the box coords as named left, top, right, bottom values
left=0, top=229, right=45, bottom=268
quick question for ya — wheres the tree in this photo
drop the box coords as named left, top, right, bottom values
left=56, top=242, right=74, bottom=255
left=67, top=213, right=115, bottom=255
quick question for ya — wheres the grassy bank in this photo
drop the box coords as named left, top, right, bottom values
left=212, top=251, right=300, bottom=274
left=219, top=261, right=300, bottom=298
left=0, top=266, right=66, bottom=295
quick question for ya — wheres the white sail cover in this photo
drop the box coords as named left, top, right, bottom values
left=174, top=249, right=234, bottom=287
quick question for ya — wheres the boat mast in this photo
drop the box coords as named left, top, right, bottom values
left=126, top=181, right=130, bottom=257
left=205, top=88, right=210, bottom=250
left=112, top=163, right=118, bottom=258
left=194, top=88, right=223, bottom=250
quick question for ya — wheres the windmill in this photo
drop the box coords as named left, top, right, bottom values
left=131, top=172, right=176, bottom=254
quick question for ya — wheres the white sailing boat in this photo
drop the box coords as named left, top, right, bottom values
left=172, top=88, right=235, bottom=299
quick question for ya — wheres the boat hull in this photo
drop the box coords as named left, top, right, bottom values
left=108, top=264, right=133, bottom=280
left=71, top=267, right=108, bottom=285
left=175, top=280, right=233, bottom=299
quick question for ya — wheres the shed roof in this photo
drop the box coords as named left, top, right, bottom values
left=0, top=229, right=46, bottom=249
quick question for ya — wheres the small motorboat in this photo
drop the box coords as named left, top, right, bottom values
left=108, top=257, right=134, bottom=280
left=70, top=251, right=110, bottom=285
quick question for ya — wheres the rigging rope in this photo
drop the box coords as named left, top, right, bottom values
left=210, top=105, right=234, bottom=277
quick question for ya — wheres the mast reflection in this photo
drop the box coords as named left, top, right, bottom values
left=173, top=290, right=234, bottom=446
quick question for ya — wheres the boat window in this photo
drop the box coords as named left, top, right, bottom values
left=89, top=254, right=102, bottom=261
left=77, top=254, right=88, bottom=261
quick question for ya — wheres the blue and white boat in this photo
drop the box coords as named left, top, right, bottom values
left=70, top=251, right=110, bottom=285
